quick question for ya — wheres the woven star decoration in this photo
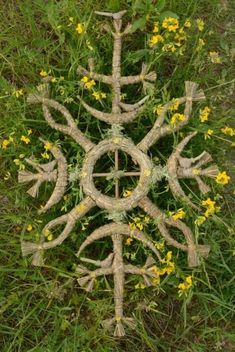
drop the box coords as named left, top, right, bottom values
left=19, top=10, right=218, bottom=337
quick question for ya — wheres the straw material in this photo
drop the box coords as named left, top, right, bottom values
left=19, top=10, right=217, bottom=337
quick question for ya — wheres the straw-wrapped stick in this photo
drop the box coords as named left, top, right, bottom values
left=27, top=92, right=94, bottom=152
left=138, top=81, right=205, bottom=152
left=139, top=196, right=210, bottom=267
left=21, top=197, right=95, bottom=265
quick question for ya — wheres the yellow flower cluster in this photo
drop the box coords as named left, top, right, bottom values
left=209, top=51, right=221, bottom=64
left=1, top=139, right=11, bottom=149
left=123, top=189, right=132, bottom=197
left=162, top=17, right=179, bottom=32
left=199, top=106, right=211, bottom=122
left=12, top=89, right=24, bottom=98
left=126, top=215, right=150, bottom=245
left=75, top=23, right=84, bottom=34
left=20, top=135, right=30, bottom=144
left=178, top=275, right=193, bottom=296
left=92, top=91, right=107, bottom=100
left=221, top=126, right=235, bottom=136
left=27, top=224, right=33, bottom=232
left=43, top=229, right=53, bottom=241
left=201, top=198, right=220, bottom=218
left=196, top=18, right=204, bottom=31
left=148, top=34, right=164, bottom=47
left=170, top=113, right=186, bottom=125
left=40, top=70, right=48, bottom=77
left=204, top=128, right=214, bottom=140
left=215, top=171, right=230, bottom=185
left=80, top=76, right=96, bottom=90
left=196, top=38, right=206, bottom=52
left=169, top=208, right=186, bottom=221
left=169, top=98, right=180, bottom=112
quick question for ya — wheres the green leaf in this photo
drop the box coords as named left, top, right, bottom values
left=106, top=0, right=120, bottom=11
left=131, top=17, right=147, bottom=32
left=156, top=0, right=166, bottom=12
left=159, top=11, right=179, bottom=21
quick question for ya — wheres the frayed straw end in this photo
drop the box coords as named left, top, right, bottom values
left=18, top=170, right=35, bottom=183
left=32, top=251, right=44, bottom=266
left=102, top=318, right=115, bottom=331
left=187, top=249, right=200, bottom=267
left=114, top=321, right=125, bottom=337
left=145, top=71, right=157, bottom=82
left=27, top=94, right=42, bottom=104
left=123, top=317, right=136, bottom=330
left=21, top=241, right=41, bottom=256
left=77, top=275, right=91, bottom=288
left=195, top=176, right=211, bottom=194
left=27, top=182, right=40, bottom=198
left=201, top=165, right=219, bottom=178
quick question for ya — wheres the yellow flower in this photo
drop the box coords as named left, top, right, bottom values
left=148, top=34, right=164, bottom=47
left=123, top=190, right=132, bottom=198
left=27, top=224, right=33, bottom=232
left=20, top=135, right=31, bottom=144
left=4, top=172, right=11, bottom=180
left=215, top=171, right=230, bottom=185
left=1, top=139, right=10, bottom=149
left=44, top=141, right=53, bottom=151
left=125, top=237, right=133, bottom=246
left=75, top=23, right=84, bottom=34
left=204, top=129, right=214, bottom=140
left=196, top=19, right=204, bottom=31
left=154, top=104, right=164, bottom=116
left=162, top=43, right=177, bottom=53
left=135, top=282, right=146, bottom=289
left=178, top=275, right=193, bottom=296
left=13, top=159, right=25, bottom=170
left=162, top=17, right=179, bottom=32
left=184, top=19, right=191, bottom=28
left=209, top=51, right=221, bottom=64
left=136, top=222, right=143, bottom=231
left=12, top=89, right=24, bottom=98
left=41, top=152, right=50, bottom=159
left=221, top=126, right=235, bottom=136
left=154, top=240, right=165, bottom=251
left=68, top=17, right=74, bottom=26
left=170, top=208, right=186, bottom=221
left=194, top=216, right=206, bottom=226
left=81, top=76, right=89, bottom=83
left=199, top=106, right=211, bottom=122
left=196, top=38, right=205, bottom=51
left=170, top=113, right=186, bottom=125
left=169, top=98, right=180, bottom=111
left=153, top=21, right=159, bottom=33
left=202, top=198, right=220, bottom=218
left=81, top=77, right=96, bottom=90
left=92, top=91, right=107, bottom=100
left=128, top=222, right=136, bottom=231
left=43, top=229, right=53, bottom=241
left=40, top=70, right=48, bottom=77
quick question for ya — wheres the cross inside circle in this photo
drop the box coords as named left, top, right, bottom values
left=80, top=137, right=153, bottom=212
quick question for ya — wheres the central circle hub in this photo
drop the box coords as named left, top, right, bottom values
left=80, top=137, right=153, bottom=211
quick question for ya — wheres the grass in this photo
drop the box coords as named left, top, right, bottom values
left=0, top=0, right=235, bottom=351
